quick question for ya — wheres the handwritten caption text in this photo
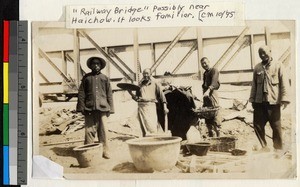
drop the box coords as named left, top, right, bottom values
left=66, top=2, right=244, bottom=28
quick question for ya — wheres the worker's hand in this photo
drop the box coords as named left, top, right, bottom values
left=163, top=103, right=169, bottom=114
left=203, top=89, right=210, bottom=97
left=82, top=111, right=91, bottom=116
left=164, top=107, right=169, bottom=115
left=106, top=112, right=110, bottom=117
left=281, top=101, right=289, bottom=110
left=132, top=95, right=139, bottom=101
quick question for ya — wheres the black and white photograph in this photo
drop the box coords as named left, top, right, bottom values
left=32, top=21, right=296, bottom=179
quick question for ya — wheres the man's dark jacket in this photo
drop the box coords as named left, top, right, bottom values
left=76, top=72, right=114, bottom=113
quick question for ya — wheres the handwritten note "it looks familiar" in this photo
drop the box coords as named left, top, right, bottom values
left=66, top=2, right=244, bottom=28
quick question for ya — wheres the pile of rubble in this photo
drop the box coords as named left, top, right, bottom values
left=40, top=108, right=84, bottom=136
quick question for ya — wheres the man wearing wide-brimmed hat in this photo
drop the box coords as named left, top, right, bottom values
left=76, top=57, right=114, bottom=159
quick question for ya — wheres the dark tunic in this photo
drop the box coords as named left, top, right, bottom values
left=202, top=67, right=220, bottom=93
left=76, top=72, right=114, bottom=113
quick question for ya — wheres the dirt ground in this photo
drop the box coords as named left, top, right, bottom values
left=37, top=83, right=296, bottom=179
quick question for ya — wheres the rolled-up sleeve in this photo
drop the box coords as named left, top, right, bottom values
left=208, top=68, right=220, bottom=91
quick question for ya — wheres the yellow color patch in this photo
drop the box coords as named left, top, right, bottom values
left=3, top=63, right=9, bottom=103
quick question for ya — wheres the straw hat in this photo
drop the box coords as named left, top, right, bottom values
left=86, top=57, right=106, bottom=70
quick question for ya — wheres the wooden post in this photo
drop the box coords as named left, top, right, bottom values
left=73, top=29, right=81, bottom=88
left=133, top=28, right=140, bottom=82
left=105, top=47, right=110, bottom=77
left=196, top=27, right=203, bottom=80
left=61, top=51, right=67, bottom=76
left=150, top=43, right=156, bottom=75
left=250, top=34, right=256, bottom=69
left=265, top=27, right=271, bottom=48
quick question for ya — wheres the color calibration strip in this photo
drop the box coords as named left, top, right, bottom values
left=17, top=21, right=28, bottom=185
left=2, top=20, right=27, bottom=186
left=9, top=20, right=19, bottom=184
left=3, top=20, right=10, bottom=185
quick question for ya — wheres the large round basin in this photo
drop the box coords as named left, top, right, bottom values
left=73, top=143, right=103, bottom=168
left=126, top=136, right=182, bottom=172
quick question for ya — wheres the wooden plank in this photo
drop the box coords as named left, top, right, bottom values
left=150, top=27, right=189, bottom=74
left=172, top=42, right=197, bottom=74
left=250, top=34, right=256, bottom=68
left=40, top=82, right=62, bottom=86
left=38, top=48, right=70, bottom=82
left=62, top=51, right=67, bottom=75
left=40, top=84, right=64, bottom=94
left=265, top=27, right=271, bottom=47
left=44, top=32, right=290, bottom=55
left=213, top=27, right=249, bottom=69
left=219, top=71, right=253, bottom=84
left=220, top=69, right=253, bottom=74
left=73, top=29, right=81, bottom=88
left=65, top=52, right=87, bottom=75
left=79, top=30, right=133, bottom=81
left=109, top=49, right=134, bottom=74
left=42, top=139, right=84, bottom=146
left=196, top=27, right=203, bottom=80
left=133, top=28, right=140, bottom=81
left=220, top=38, right=250, bottom=71
left=150, top=43, right=156, bottom=75
left=278, top=47, right=291, bottom=63
left=105, top=47, right=111, bottom=78
left=39, top=71, right=50, bottom=83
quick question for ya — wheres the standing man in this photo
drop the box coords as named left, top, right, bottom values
left=200, top=57, right=221, bottom=137
left=249, top=45, right=290, bottom=151
left=76, top=57, right=114, bottom=159
left=132, top=68, right=169, bottom=136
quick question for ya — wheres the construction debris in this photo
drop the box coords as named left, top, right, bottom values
left=40, top=108, right=84, bottom=135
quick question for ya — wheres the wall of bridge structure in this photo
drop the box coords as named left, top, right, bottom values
left=33, top=21, right=293, bottom=98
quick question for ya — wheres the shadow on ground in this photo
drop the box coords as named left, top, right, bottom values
left=112, top=162, right=138, bottom=173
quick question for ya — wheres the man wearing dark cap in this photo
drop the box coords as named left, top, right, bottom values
left=249, top=45, right=290, bottom=151
left=76, top=57, right=114, bottom=159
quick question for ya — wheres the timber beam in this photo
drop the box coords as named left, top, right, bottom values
left=150, top=27, right=189, bottom=74
left=78, top=30, right=133, bottom=81
left=172, top=42, right=198, bottom=74
left=213, top=27, right=249, bottom=69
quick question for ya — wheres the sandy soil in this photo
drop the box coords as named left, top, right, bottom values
left=37, top=84, right=295, bottom=178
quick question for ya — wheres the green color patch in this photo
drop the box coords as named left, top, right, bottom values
left=3, top=104, right=9, bottom=145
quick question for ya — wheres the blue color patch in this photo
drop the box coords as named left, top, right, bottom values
left=3, top=146, right=10, bottom=184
